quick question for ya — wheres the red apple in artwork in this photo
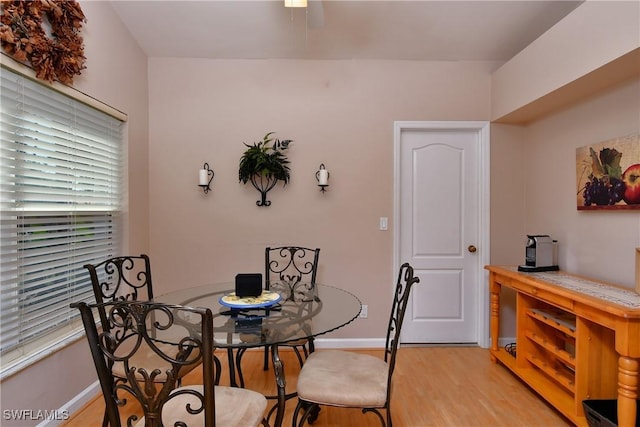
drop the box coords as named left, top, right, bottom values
left=622, top=163, right=640, bottom=205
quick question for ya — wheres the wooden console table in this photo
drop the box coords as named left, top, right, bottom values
left=486, top=265, right=640, bottom=427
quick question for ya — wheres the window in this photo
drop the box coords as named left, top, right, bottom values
left=0, top=65, right=125, bottom=377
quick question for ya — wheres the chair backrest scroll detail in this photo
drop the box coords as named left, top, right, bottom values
left=84, top=254, right=153, bottom=331
left=73, top=300, right=215, bottom=427
left=265, top=246, right=320, bottom=301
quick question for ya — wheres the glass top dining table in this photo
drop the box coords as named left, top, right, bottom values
left=153, top=281, right=361, bottom=426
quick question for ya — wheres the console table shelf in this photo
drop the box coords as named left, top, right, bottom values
left=486, top=266, right=640, bottom=427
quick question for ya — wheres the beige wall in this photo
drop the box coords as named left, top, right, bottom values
left=522, top=78, right=640, bottom=285
left=489, top=124, right=526, bottom=264
left=491, top=0, right=640, bottom=122
left=147, top=58, right=495, bottom=338
left=0, top=1, right=149, bottom=421
left=491, top=79, right=640, bottom=282
left=488, top=124, right=527, bottom=337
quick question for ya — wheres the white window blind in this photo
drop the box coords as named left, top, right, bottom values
left=0, top=67, right=124, bottom=375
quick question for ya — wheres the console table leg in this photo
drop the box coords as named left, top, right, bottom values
left=489, top=276, right=501, bottom=362
left=618, top=356, right=638, bottom=427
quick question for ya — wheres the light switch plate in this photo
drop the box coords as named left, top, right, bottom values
left=379, top=217, right=388, bottom=231
left=359, top=305, right=368, bottom=318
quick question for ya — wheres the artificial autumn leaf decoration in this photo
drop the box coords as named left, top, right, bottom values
left=0, top=0, right=87, bottom=84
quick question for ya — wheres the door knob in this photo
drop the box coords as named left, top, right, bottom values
left=468, top=245, right=477, bottom=253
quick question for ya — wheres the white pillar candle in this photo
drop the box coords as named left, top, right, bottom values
left=199, top=169, right=208, bottom=186
left=318, top=169, right=329, bottom=186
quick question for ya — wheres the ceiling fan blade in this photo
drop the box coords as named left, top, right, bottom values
left=307, top=0, right=324, bottom=28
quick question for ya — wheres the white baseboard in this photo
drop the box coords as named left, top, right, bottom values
left=38, top=381, right=100, bottom=427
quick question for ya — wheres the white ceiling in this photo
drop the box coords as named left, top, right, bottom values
left=111, top=0, right=583, bottom=62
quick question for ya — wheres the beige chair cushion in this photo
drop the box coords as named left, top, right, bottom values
left=134, top=385, right=267, bottom=427
left=296, top=350, right=389, bottom=408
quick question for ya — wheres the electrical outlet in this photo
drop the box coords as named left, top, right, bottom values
left=359, top=305, right=368, bottom=318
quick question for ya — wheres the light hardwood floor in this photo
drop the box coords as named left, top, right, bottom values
left=64, top=347, right=573, bottom=426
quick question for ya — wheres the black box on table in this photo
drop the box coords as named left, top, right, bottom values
left=235, top=273, right=262, bottom=297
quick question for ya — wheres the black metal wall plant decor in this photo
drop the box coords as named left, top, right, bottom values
left=239, top=132, right=292, bottom=207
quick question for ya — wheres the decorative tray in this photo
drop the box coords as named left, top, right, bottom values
left=219, top=290, right=281, bottom=309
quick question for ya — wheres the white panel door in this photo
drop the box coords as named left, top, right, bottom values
left=395, top=122, right=489, bottom=344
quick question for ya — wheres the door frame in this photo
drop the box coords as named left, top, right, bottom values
left=393, top=121, right=491, bottom=348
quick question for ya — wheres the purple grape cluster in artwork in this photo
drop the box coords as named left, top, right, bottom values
left=582, top=177, right=626, bottom=206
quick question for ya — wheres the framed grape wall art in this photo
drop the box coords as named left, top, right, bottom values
left=576, top=132, right=640, bottom=210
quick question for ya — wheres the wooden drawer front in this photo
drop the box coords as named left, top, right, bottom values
left=522, top=286, right=574, bottom=311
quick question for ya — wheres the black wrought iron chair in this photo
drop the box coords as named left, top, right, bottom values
left=232, top=246, right=320, bottom=388
left=84, top=254, right=221, bottom=425
left=72, top=300, right=269, bottom=427
left=263, top=246, right=320, bottom=370
left=84, top=255, right=154, bottom=329
left=292, top=263, right=420, bottom=427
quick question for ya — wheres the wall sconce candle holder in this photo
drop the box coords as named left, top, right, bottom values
left=316, top=163, right=330, bottom=193
left=198, top=162, right=214, bottom=194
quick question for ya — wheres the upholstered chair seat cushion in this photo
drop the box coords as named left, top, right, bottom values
left=133, top=385, right=267, bottom=427
left=296, top=350, right=389, bottom=407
